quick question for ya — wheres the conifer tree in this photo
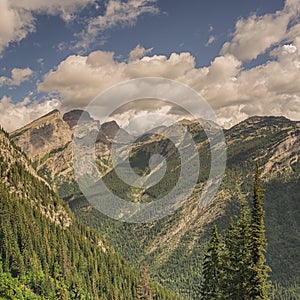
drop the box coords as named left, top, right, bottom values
left=249, top=163, right=271, bottom=299
left=200, top=225, right=222, bottom=300
left=222, top=218, right=238, bottom=298
left=222, top=198, right=253, bottom=299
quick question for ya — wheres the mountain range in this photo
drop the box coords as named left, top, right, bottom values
left=3, top=109, right=300, bottom=299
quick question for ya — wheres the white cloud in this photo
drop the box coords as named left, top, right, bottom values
left=38, top=52, right=127, bottom=108
left=0, top=96, right=61, bottom=132
left=126, top=52, right=196, bottom=78
left=38, top=50, right=196, bottom=108
left=10, top=0, right=95, bottom=21
left=220, top=0, right=300, bottom=61
left=0, top=0, right=34, bottom=55
left=0, top=67, right=33, bottom=86
left=38, top=35, right=300, bottom=128
left=75, top=0, right=159, bottom=49
left=37, top=58, right=44, bottom=67
left=0, top=0, right=159, bottom=54
left=129, top=44, right=153, bottom=61
left=89, top=0, right=158, bottom=30
left=0, top=0, right=95, bottom=54
left=111, top=105, right=174, bottom=135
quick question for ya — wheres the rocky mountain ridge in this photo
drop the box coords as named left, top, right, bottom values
left=10, top=110, right=118, bottom=190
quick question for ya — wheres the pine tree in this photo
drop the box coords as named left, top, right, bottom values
left=222, top=198, right=253, bottom=299
left=200, top=225, right=223, bottom=300
left=249, top=163, right=271, bottom=299
left=222, top=218, right=238, bottom=299
left=136, top=261, right=153, bottom=300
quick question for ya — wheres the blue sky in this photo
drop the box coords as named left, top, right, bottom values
left=0, top=0, right=300, bottom=131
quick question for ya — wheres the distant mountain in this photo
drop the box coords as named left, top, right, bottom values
left=0, top=127, right=180, bottom=299
left=63, top=109, right=94, bottom=129
left=10, top=112, right=300, bottom=299
left=11, top=109, right=72, bottom=162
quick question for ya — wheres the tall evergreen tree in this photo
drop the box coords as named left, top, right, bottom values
left=222, top=198, right=253, bottom=299
left=200, top=225, right=222, bottom=300
left=201, top=165, right=272, bottom=300
left=249, top=163, right=271, bottom=299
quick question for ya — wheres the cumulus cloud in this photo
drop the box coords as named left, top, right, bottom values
left=0, top=67, right=33, bottom=86
left=38, top=51, right=196, bottom=108
left=75, top=0, right=159, bottom=49
left=38, top=34, right=300, bottom=128
left=220, top=0, right=300, bottom=61
left=38, top=52, right=127, bottom=108
left=110, top=104, right=174, bottom=135
left=0, top=0, right=94, bottom=54
left=0, top=96, right=61, bottom=132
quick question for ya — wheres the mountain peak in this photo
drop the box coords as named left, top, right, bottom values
left=245, top=115, right=293, bottom=124
left=63, top=109, right=94, bottom=129
left=43, top=108, right=60, bottom=116
left=101, top=120, right=120, bottom=140
left=11, top=109, right=72, bottom=161
left=12, top=109, right=62, bottom=136
left=228, top=115, right=296, bottom=133
left=100, top=120, right=134, bottom=143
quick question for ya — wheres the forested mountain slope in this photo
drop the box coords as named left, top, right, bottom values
left=0, top=127, right=180, bottom=299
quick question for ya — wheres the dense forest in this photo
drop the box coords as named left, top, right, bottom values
left=0, top=128, right=180, bottom=299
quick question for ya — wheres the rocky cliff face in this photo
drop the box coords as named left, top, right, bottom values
left=11, top=109, right=72, bottom=161
left=225, top=116, right=300, bottom=179
left=10, top=109, right=132, bottom=191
